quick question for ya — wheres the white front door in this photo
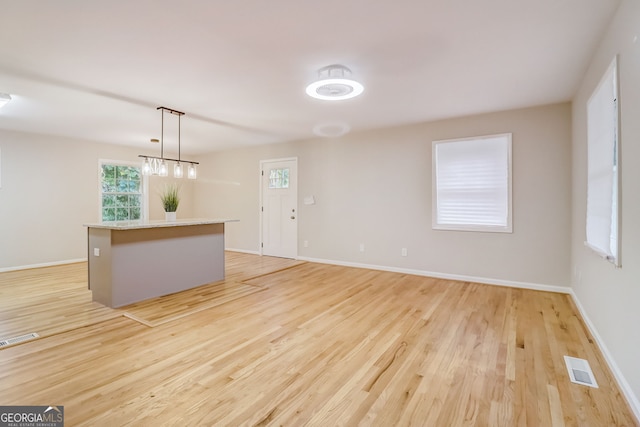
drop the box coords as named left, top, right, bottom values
left=261, top=158, right=298, bottom=258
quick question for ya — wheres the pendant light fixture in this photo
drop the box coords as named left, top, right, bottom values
left=305, top=65, right=364, bottom=101
left=139, top=107, right=198, bottom=179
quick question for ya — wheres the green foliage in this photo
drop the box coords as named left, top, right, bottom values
left=101, top=163, right=143, bottom=221
left=160, top=184, right=180, bottom=212
left=268, top=168, right=290, bottom=189
left=101, top=194, right=141, bottom=221
left=101, top=164, right=141, bottom=193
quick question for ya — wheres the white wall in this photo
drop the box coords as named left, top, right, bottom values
left=571, top=0, right=640, bottom=416
left=195, top=103, right=572, bottom=289
left=0, top=129, right=195, bottom=270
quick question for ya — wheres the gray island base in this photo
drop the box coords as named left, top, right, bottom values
left=84, top=218, right=238, bottom=308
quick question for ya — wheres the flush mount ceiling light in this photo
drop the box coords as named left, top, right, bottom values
left=139, top=107, right=198, bottom=179
left=305, top=65, right=364, bottom=101
left=0, top=93, right=12, bottom=108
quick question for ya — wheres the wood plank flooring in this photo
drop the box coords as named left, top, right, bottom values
left=120, top=252, right=304, bottom=326
left=0, top=262, right=121, bottom=339
left=0, top=254, right=636, bottom=426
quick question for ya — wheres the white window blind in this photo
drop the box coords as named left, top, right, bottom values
left=433, top=133, right=512, bottom=233
left=586, top=57, right=619, bottom=265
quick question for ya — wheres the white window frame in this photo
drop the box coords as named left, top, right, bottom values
left=432, top=133, right=513, bottom=233
left=98, top=159, right=149, bottom=221
left=585, top=56, right=620, bottom=266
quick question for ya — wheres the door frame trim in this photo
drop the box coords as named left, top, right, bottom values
left=259, top=157, right=298, bottom=257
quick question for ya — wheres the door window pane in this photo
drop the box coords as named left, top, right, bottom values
left=269, top=168, right=290, bottom=189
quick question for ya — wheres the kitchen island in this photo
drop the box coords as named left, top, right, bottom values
left=84, top=218, right=237, bottom=308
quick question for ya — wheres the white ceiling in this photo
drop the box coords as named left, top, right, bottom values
left=0, top=0, right=620, bottom=155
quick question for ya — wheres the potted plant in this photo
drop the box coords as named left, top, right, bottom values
left=160, top=183, right=180, bottom=221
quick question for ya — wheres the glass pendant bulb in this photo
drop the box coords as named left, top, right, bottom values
left=150, top=158, right=160, bottom=175
left=187, top=163, right=197, bottom=180
left=174, top=162, right=184, bottom=178
left=142, top=158, right=151, bottom=175
left=159, top=159, right=168, bottom=177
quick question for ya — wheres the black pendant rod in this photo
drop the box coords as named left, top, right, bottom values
left=160, top=108, right=164, bottom=159
left=157, top=106, right=185, bottom=116
left=138, top=154, right=198, bottom=165
left=157, top=106, right=185, bottom=162
left=139, top=107, right=196, bottom=171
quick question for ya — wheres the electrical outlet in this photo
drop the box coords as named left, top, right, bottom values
left=303, top=240, right=309, bottom=248
left=401, top=248, right=408, bottom=257
left=359, top=243, right=365, bottom=252
left=93, top=248, right=100, bottom=257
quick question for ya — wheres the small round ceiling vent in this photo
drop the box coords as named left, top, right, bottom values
left=306, top=65, right=364, bottom=101
left=313, top=122, right=351, bottom=137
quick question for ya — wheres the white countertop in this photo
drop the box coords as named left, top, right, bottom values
left=84, top=218, right=239, bottom=230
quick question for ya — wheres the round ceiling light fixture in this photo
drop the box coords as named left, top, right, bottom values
left=305, top=65, right=364, bottom=101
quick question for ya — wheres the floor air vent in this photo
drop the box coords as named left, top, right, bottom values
left=564, top=355, right=598, bottom=388
left=0, top=332, right=40, bottom=348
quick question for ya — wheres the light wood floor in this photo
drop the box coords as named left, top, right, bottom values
left=0, top=253, right=636, bottom=426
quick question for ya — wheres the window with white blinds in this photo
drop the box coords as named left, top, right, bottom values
left=586, top=57, right=620, bottom=266
left=432, top=133, right=512, bottom=232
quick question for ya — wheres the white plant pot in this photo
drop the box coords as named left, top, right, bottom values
left=165, top=211, right=177, bottom=222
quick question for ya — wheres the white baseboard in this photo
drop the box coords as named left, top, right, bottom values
left=0, top=258, right=87, bottom=273
left=569, top=290, right=640, bottom=423
left=297, top=256, right=571, bottom=294
left=225, top=248, right=261, bottom=256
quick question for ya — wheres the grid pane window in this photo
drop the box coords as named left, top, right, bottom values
left=100, top=163, right=143, bottom=221
left=269, top=168, right=290, bottom=189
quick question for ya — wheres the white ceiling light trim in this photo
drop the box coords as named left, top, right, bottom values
left=306, top=65, right=364, bottom=101
left=0, top=93, right=12, bottom=109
